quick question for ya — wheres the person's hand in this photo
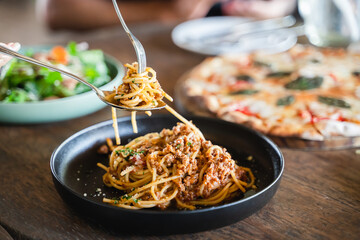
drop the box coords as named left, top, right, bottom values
left=222, top=0, right=296, bottom=19
left=0, top=42, right=21, bottom=67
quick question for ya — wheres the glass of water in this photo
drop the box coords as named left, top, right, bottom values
left=298, top=0, right=360, bottom=47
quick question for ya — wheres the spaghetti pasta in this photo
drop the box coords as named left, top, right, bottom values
left=105, top=62, right=169, bottom=135
left=99, top=63, right=254, bottom=210
left=98, top=123, right=255, bottom=210
left=107, top=62, right=202, bottom=142
left=111, top=107, right=120, bottom=145
left=105, top=62, right=172, bottom=108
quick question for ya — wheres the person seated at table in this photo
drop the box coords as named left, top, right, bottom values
left=36, top=0, right=297, bottom=31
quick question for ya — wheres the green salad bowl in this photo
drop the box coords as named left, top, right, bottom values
left=0, top=45, right=124, bottom=124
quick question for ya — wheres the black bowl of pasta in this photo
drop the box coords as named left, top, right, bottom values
left=50, top=114, right=284, bottom=234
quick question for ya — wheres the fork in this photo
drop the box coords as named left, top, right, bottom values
left=112, top=0, right=146, bottom=74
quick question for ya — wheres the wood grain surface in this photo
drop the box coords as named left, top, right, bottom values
left=0, top=225, right=13, bottom=240
left=0, top=22, right=360, bottom=240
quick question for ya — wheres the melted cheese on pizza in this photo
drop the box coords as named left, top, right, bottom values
left=184, top=44, right=360, bottom=140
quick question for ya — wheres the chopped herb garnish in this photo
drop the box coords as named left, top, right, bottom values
left=117, top=148, right=140, bottom=161
left=119, top=148, right=132, bottom=155
left=318, top=96, right=351, bottom=109
left=267, top=71, right=292, bottom=78
left=176, top=144, right=181, bottom=149
left=132, top=80, right=135, bottom=83
left=114, top=200, right=119, bottom=204
left=133, top=198, right=138, bottom=203
left=119, top=148, right=145, bottom=156
left=229, top=89, right=259, bottom=95
left=122, top=194, right=132, bottom=200
left=276, top=95, right=295, bottom=106
left=285, top=76, right=323, bottom=90
left=187, top=142, right=192, bottom=146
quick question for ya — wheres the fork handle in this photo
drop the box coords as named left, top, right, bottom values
left=112, top=0, right=146, bottom=73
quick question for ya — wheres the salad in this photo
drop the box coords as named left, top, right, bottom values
left=0, top=42, right=111, bottom=103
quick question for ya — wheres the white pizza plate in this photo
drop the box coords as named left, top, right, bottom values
left=171, top=16, right=298, bottom=55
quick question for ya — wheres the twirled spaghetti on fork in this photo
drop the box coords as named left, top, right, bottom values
left=105, top=62, right=202, bottom=144
left=105, top=62, right=172, bottom=109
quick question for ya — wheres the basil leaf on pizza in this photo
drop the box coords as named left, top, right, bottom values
left=318, top=96, right=351, bottom=109
left=285, top=76, right=323, bottom=90
left=253, top=61, right=271, bottom=68
left=267, top=72, right=292, bottom=78
left=311, top=59, right=321, bottom=63
left=236, top=74, right=254, bottom=82
left=276, top=95, right=295, bottom=106
left=229, top=89, right=259, bottom=95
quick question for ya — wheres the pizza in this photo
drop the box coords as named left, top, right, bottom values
left=183, top=45, right=360, bottom=141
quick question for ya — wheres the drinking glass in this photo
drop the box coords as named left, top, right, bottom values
left=298, top=0, right=360, bottom=47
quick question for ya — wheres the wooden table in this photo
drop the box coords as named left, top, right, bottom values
left=1, top=23, right=360, bottom=240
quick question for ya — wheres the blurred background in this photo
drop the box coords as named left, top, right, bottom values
left=0, top=0, right=56, bottom=44
left=0, top=0, right=299, bottom=45
left=0, top=0, right=121, bottom=45
left=2, top=0, right=359, bottom=49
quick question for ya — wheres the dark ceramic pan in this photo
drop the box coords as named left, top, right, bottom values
left=50, top=114, right=284, bottom=234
